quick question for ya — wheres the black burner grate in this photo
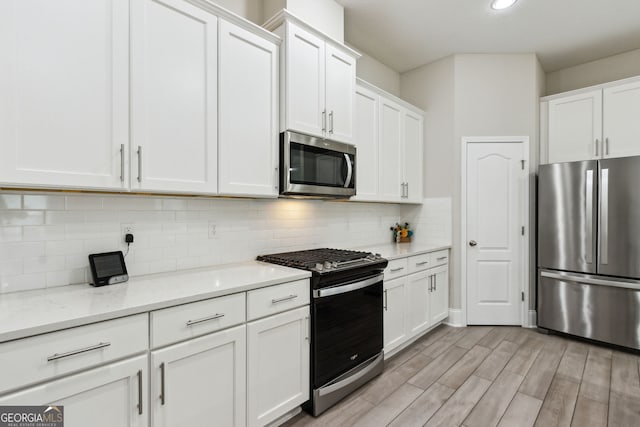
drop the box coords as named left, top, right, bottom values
left=257, top=248, right=372, bottom=270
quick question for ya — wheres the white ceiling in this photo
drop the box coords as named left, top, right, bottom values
left=336, top=0, right=640, bottom=73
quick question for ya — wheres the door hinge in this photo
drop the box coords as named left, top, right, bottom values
left=521, top=226, right=525, bottom=236
left=521, top=159, right=525, bottom=170
left=521, top=291, right=525, bottom=302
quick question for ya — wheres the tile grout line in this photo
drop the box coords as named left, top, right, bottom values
left=529, top=341, right=570, bottom=426
left=569, top=346, right=591, bottom=425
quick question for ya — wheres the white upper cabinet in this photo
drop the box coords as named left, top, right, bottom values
left=0, top=0, right=129, bottom=190
left=267, top=13, right=359, bottom=144
left=603, top=81, right=640, bottom=159
left=353, top=85, right=379, bottom=201
left=131, top=0, right=218, bottom=194
left=284, top=23, right=326, bottom=138
left=378, top=97, right=404, bottom=202
left=403, top=110, right=424, bottom=203
left=325, top=44, right=357, bottom=143
left=218, top=19, right=279, bottom=197
left=543, top=77, right=640, bottom=164
left=547, top=90, right=602, bottom=163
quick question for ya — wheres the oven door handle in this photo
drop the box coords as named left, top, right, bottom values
left=344, top=153, right=353, bottom=188
left=313, top=274, right=383, bottom=298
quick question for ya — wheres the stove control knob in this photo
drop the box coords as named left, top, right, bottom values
left=324, top=261, right=333, bottom=270
left=376, top=253, right=382, bottom=258
left=315, top=263, right=324, bottom=271
left=332, top=262, right=339, bottom=269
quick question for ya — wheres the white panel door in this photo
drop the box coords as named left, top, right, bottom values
left=151, top=325, right=246, bottom=427
left=0, top=355, right=147, bottom=427
left=131, top=0, right=217, bottom=194
left=353, top=85, right=379, bottom=201
left=247, top=306, right=309, bottom=427
left=429, top=265, right=449, bottom=324
left=403, top=110, right=423, bottom=203
left=285, top=22, right=325, bottom=138
left=218, top=19, right=278, bottom=197
left=603, top=81, right=640, bottom=159
left=0, top=0, right=129, bottom=190
left=467, top=142, right=524, bottom=325
left=325, top=44, right=356, bottom=144
left=548, top=90, right=602, bottom=163
left=406, top=271, right=430, bottom=336
left=378, top=98, right=403, bottom=202
left=383, top=276, right=407, bottom=354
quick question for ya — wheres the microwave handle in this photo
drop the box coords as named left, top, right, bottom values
left=344, top=153, right=353, bottom=188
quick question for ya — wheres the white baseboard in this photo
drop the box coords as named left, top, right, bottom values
left=445, top=309, right=465, bottom=327
left=527, top=310, right=537, bottom=328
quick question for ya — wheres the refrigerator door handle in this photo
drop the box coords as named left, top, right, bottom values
left=540, top=270, right=640, bottom=291
left=585, top=169, right=594, bottom=264
left=600, top=168, right=609, bottom=265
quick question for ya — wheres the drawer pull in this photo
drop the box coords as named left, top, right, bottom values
left=271, top=294, right=298, bottom=304
left=137, top=369, right=143, bottom=415
left=437, top=256, right=447, bottom=261
left=415, top=261, right=429, bottom=266
left=160, top=362, right=166, bottom=405
left=46, top=342, right=111, bottom=362
left=186, top=313, right=225, bottom=327
left=390, top=267, right=404, bottom=272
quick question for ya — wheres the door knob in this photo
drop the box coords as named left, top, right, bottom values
left=469, top=240, right=477, bottom=247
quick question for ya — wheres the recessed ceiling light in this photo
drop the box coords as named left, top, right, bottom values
left=491, top=0, right=518, bottom=10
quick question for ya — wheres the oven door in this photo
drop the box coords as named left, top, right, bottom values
left=281, top=131, right=356, bottom=197
left=312, top=273, right=383, bottom=388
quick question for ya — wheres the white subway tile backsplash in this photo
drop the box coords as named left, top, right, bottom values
left=0, top=194, right=22, bottom=210
left=0, top=192, right=404, bottom=294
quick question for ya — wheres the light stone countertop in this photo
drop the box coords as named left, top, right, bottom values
left=0, top=261, right=310, bottom=343
left=355, top=242, right=451, bottom=260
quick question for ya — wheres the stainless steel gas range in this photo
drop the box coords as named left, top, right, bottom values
left=257, top=248, right=388, bottom=416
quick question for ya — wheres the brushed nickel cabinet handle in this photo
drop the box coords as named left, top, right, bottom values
left=605, top=137, right=610, bottom=155
left=437, top=256, right=447, bottom=261
left=186, top=313, right=225, bottom=326
left=322, top=110, right=326, bottom=132
left=329, top=110, right=334, bottom=134
left=390, top=267, right=404, bottom=272
left=595, top=139, right=599, bottom=157
left=160, top=362, right=166, bottom=405
left=383, top=289, right=388, bottom=311
left=137, top=146, right=142, bottom=182
left=271, top=294, right=298, bottom=304
left=137, top=369, right=143, bottom=415
left=120, top=144, right=125, bottom=182
left=47, top=342, right=111, bottom=362
left=415, top=261, right=429, bottom=266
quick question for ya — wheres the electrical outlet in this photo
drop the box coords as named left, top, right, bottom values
left=121, top=224, right=135, bottom=235
left=208, top=222, right=216, bottom=239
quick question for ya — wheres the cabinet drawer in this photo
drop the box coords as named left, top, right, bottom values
left=384, top=258, right=409, bottom=280
left=0, top=314, right=148, bottom=395
left=247, top=279, right=310, bottom=321
left=430, top=250, right=449, bottom=267
left=408, top=253, right=431, bottom=274
left=151, top=293, right=246, bottom=348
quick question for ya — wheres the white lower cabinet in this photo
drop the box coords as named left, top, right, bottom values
left=247, top=306, right=310, bottom=427
left=0, top=355, right=148, bottom=427
left=151, top=325, right=246, bottom=427
left=383, top=276, right=407, bottom=354
left=383, top=250, right=450, bottom=356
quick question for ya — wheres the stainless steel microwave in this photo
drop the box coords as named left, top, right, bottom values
left=280, top=131, right=356, bottom=198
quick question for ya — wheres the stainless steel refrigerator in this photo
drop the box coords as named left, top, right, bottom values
left=538, top=156, right=640, bottom=350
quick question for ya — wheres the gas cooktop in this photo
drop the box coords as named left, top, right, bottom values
left=257, top=248, right=385, bottom=274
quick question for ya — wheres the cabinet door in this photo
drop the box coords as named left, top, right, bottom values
left=406, top=271, right=430, bottom=337
left=378, top=98, right=404, bottom=202
left=218, top=19, right=278, bottom=197
left=285, top=22, right=325, bottom=138
left=429, top=265, right=449, bottom=325
left=403, top=110, right=423, bottom=203
left=0, top=0, right=129, bottom=190
left=131, top=0, right=217, bottom=194
left=0, top=355, right=147, bottom=427
left=548, top=90, right=602, bottom=163
left=352, top=85, right=379, bottom=201
left=383, top=276, right=407, bottom=354
left=603, top=81, right=640, bottom=159
left=151, top=325, right=246, bottom=427
left=247, top=306, right=310, bottom=427
left=325, top=44, right=356, bottom=144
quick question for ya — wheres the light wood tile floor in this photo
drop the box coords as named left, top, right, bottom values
left=282, top=325, right=640, bottom=427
